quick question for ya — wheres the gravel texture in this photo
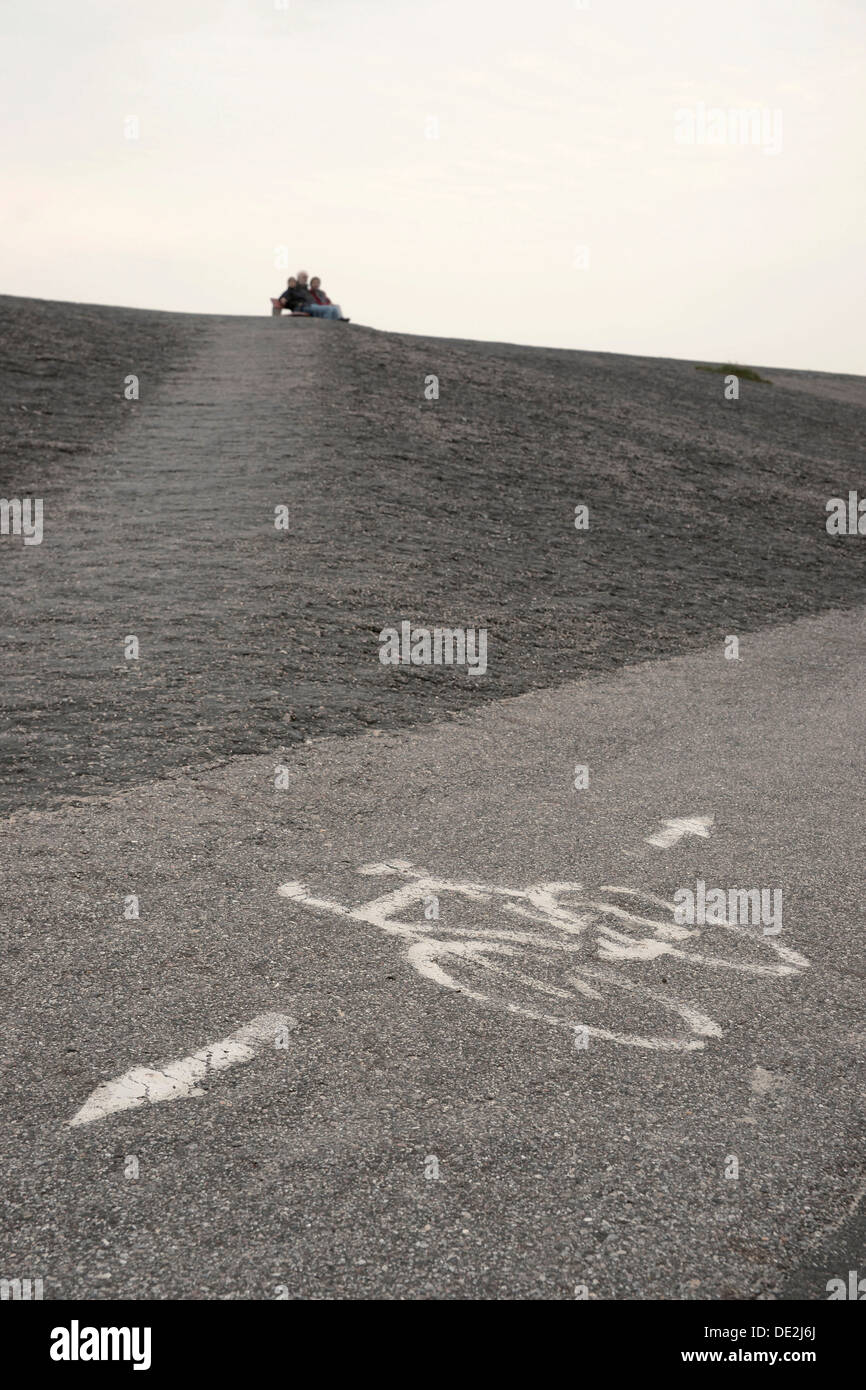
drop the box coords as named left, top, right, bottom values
left=2, top=294, right=864, bottom=815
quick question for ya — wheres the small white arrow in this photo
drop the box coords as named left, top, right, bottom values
left=68, top=1012, right=296, bottom=1127
left=645, top=815, right=714, bottom=849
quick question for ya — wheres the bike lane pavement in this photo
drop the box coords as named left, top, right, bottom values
left=1, top=603, right=864, bottom=1298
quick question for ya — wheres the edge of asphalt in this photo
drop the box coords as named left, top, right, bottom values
left=5, top=599, right=864, bottom=829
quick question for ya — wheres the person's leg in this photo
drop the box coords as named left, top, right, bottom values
left=306, top=304, right=341, bottom=320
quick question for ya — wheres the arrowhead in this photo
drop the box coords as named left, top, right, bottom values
left=645, top=815, right=714, bottom=848
left=69, top=1012, right=296, bottom=1127
left=674, top=816, right=713, bottom=837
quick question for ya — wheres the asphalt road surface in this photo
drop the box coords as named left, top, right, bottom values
left=2, top=601, right=865, bottom=1299
left=1, top=300, right=865, bottom=1300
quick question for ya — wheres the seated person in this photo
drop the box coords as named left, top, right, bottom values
left=309, top=274, right=348, bottom=320
left=272, top=276, right=310, bottom=314
left=295, top=269, right=343, bottom=320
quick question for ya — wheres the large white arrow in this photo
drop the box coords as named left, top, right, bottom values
left=68, top=1012, right=295, bottom=1127
left=644, top=815, right=714, bottom=849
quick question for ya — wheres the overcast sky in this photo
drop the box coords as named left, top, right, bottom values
left=2, top=0, right=863, bottom=371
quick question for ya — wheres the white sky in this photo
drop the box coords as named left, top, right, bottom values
left=1, top=0, right=864, bottom=371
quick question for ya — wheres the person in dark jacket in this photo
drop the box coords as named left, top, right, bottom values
left=270, top=277, right=309, bottom=313
left=280, top=277, right=310, bottom=312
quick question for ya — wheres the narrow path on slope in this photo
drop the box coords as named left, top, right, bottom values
left=3, top=316, right=337, bottom=812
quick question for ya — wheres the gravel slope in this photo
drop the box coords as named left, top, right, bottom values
left=1, top=295, right=864, bottom=814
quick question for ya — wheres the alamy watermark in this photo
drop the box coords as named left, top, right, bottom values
left=379, top=621, right=487, bottom=675
left=826, top=491, right=866, bottom=535
left=674, top=103, right=783, bottom=156
left=1, top=1276, right=43, bottom=1300
left=1, top=497, right=43, bottom=545
left=826, top=1270, right=866, bottom=1300
left=673, top=880, right=782, bottom=935
left=50, top=1323, right=151, bottom=1370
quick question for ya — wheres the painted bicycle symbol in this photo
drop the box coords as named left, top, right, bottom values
left=277, top=860, right=810, bottom=1052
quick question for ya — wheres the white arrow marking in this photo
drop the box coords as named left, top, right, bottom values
left=68, top=1012, right=295, bottom=1127
left=645, top=815, right=714, bottom=849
